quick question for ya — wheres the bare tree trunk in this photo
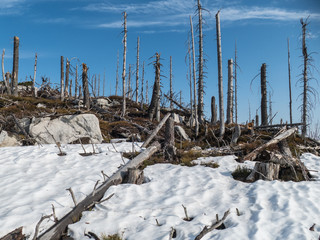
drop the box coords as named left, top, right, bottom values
left=65, top=58, right=70, bottom=98
left=197, top=1, right=204, bottom=123
left=301, top=19, right=308, bottom=137
left=188, top=42, right=193, bottom=125
left=269, top=92, right=273, bottom=125
left=189, top=16, right=199, bottom=136
left=146, top=79, right=149, bottom=104
left=164, top=113, right=176, bottom=162
left=103, top=71, right=105, bottom=97
left=82, top=63, right=90, bottom=110
left=121, top=12, right=127, bottom=117
left=60, top=56, right=64, bottom=101
left=148, top=53, right=161, bottom=121
left=211, top=96, right=217, bottom=124
left=287, top=38, right=293, bottom=125
left=31, top=53, right=37, bottom=97
left=227, top=59, right=233, bottom=124
left=12, top=36, right=19, bottom=96
left=2, top=49, right=11, bottom=95
left=136, top=36, right=140, bottom=103
left=78, top=85, right=82, bottom=99
left=140, top=61, right=145, bottom=108
left=69, top=74, right=72, bottom=98
left=234, top=41, right=238, bottom=123
left=170, top=56, right=173, bottom=110
left=116, top=50, right=119, bottom=96
left=75, top=65, right=78, bottom=99
left=128, top=64, right=132, bottom=100
left=216, top=11, right=225, bottom=136
left=261, top=63, right=268, bottom=126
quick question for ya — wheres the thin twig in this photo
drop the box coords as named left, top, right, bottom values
left=32, top=214, right=53, bottom=240
left=51, top=204, right=58, bottom=223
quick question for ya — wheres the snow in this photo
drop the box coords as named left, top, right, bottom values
left=0, top=144, right=320, bottom=240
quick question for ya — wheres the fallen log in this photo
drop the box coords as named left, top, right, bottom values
left=141, top=113, right=170, bottom=148
left=254, top=123, right=303, bottom=130
left=164, top=94, right=191, bottom=115
left=0, top=227, right=24, bottom=240
left=37, top=142, right=161, bottom=240
left=243, top=127, right=297, bottom=161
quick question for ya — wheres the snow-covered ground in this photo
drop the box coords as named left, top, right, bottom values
left=0, top=144, right=320, bottom=240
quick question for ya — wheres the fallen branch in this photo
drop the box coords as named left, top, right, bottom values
left=194, top=209, right=230, bottom=240
left=37, top=142, right=161, bottom=240
left=32, top=214, right=53, bottom=240
left=244, top=127, right=297, bottom=161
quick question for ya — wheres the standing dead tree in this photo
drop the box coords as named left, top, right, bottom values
left=136, top=36, right=140, bottom=103
left=65, top=58, right=70, bottom=98
left=148, top=53, right=161, bottom=121
left=12, top=36, right=19, bottom=96
left=103, top=71, right=106, bottom=97
left=216, top=10, right=225, bottom=136
left=170, top=56, right=173, bottom=110
left=60, top=56, right=64, bottom=101
left=32, top=53, right=37, bottom=97
left=115, top=51, right=119, bottom=96
left=196, top=0, right=204, bottom=123
left=189, top=15, right=199, bottom=136
left=128, top=64, right=132, bottom=100
left=187, top=41, right=193, bottom=126
left=2, top=49, right=11, bottom=95
left=75, top=65, right=78, bottom=99
left=234, top=41, right=238, bottom=123
left=211, top=96, right=217, bottom=124
left=261, top=63, right=268, bottom=126
left=287, top=38, right=293, bottom=125
left=227, top=59, right=234, bottom=124
left=82, top=63, right=90, bottom=110
left=121, top=12, right=127, bottom=117
left=141, top=61, right=145, bottom=108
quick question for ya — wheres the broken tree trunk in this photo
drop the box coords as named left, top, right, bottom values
left=37, top=142, right=161, bottom=240
left=211, top=96, right=217, bottom=124
left=148, top=53, right=161, bottom=121
left=244, top=127, right=297, bottom=161
left=65, top=59, right=70, bottom=98
left=231, top=124, right=241, bottom=146
left=135, top=36, right=140, bottom=103
left=2, top=49, right=11, bottom=95
left=227, top=59, right=233, bottom=124
left=197, top=0, right=204, bottom=123
left=12, top=36, right=19, bottom=96
left=164, top=113, right=176, bottom=162
left=60, top=56, right=64, bottom=101
left=82, top=63, right=90, bottom=110
left=32, top=53, right=37, bottom=97
left=261, top=63, right=268, bottom=126
left=246, top=162, right=280, bottom=181
left=142, top=113, right=170, bottom=148
left=121, top=12, right=127, bottom=117
left=0, top=227, right=24, bottom=240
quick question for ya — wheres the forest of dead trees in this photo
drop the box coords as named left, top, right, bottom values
left=0, top=1, right=319, bottom=141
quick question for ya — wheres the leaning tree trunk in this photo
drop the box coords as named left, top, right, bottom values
left=121, top=12, right=127, bottom=117
left=227, top=59, right=233, bottom=124
left=60, top=56, right=64, bottom=101
left=82, top=63, right=90, bottom=110
left=287, top=38, right=293, bottom=125
left=2, top=49, right=11, bottom=95
left=12, top=36, right=19, bottom=96
left=32, top=53, right=37, bottom=97
left=135, top=36, right=140, bottom=103
left=261, top=63, right=268, bottom=126
left=216, top=11, right=225, bottom=136
left=197, top=0, right=204, bottom=123
left=189, top=15, right=199, bottom=136
left=301, top=19, right=308, bottom=138
left=148, top=53, right=161, bottom=121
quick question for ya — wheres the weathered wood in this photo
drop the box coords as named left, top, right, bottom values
left=0, top=227, right=24, bottom=240
left=32, top=53, right=37, bottom=97
left=254, top=122, right=303, bottom=129
left=121, top=12, right=127, bottom=117
left=148, top=53, right=161, bottom=121
left=261, top=63, right=268, bottom=126
left=226, top=59, right=233, bottom=124
left=164, top=94, right=191, bottom=115
left=197, top=0, right=204, bottom=123
left=244, top=127, right=297, bottom=161
left=135, top=36, right=140, bottom=103
left=82, top=63, right=90, bottom=110
left=211, top=96, right=217, bottom=124
left=194, top=209, right=230, bottom=240
left=2, top=49, right=11, bottom=95
left=141, top=113, right=170, bottom=148
left=37, top=142, right=161, bottom=240
left=12, top=36, right=19, bottom=96
left=246, top=162, right=280, bottom=181
left=231, top=124, right=241, bottom=146
left=164, top=113, right=176, bottom=162
left=60, top=56, right=64, bottom=101
left=124, top=168, right=144, bottom=184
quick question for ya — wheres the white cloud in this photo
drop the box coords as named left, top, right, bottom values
left=0, top=0, right=25, bottom=15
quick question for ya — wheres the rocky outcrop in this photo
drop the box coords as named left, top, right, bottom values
left=29, top=114, right=103, bottom=144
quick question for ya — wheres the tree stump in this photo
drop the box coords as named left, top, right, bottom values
left=247, top=162, right=280, bottom=181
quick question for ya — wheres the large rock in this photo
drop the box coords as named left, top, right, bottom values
left=0, top=131, right=20, bottom=147
left=29, top=114, right=103, bottom=144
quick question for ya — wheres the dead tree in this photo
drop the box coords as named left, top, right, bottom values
left=121, top=12, right=127, bottom=117
left=146, top=79, right=149, bottom=104
left=65, top=58, right=70, bottom=98
left=287, top=38, right=293, bottom=125
left=197, top=0, right=204, bottom=123
left=135, top=36, right=140, bottom=103
left=164, top=113, right=176, bottom=162
left=261, top=63, right=268, bottom=126
left=170, top=56, right=173, bottom=110
left=75, top=65, right=78, bottom=99
left=115, top=50, right=119, bottom=96
left=216, top=10, right=225, bottom=136
left=2, top=49, right=11, bottom=95
left=60, top=56, right=64, bottom=101
left=82, top=63, right=90, bottom=110
left=189, top=15, right=199, bottom=136
left=211, top=96, right=217, bottom=124
left=188, top=42, right=193, bottom=125
left=148, top=53, right=161, bottom=121
left=227, top=59, right=233, bottom=124
left=234, top=41, right=238, bottom=123
left=31, top=53, right=37, bottom=97
left=269, top=93, right=273, bottom=125
left=12, top=36, right=19, bottom=96
left=103, top=71, right=105, bottom=97
left=128, top=64, right=132, bottom=99
left=141, top=61, right=145, bottom=108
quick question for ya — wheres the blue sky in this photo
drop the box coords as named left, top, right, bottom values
left=1, top=0, right=320, bottom=133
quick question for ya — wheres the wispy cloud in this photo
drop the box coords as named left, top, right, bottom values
left=0, top=0, right=25, bottom=15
